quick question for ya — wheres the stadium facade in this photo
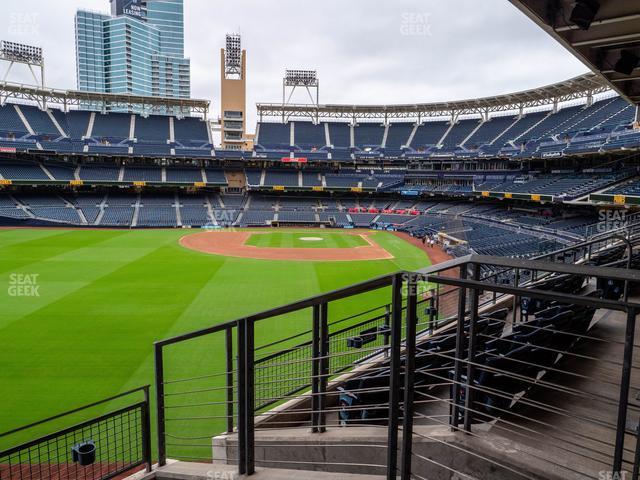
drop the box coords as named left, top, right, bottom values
left=75, top=0, right=190, bottom=114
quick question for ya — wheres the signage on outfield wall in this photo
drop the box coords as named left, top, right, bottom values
left=133, top=181, right=146, bottom=187
left=351, top=187, right=363, bottom=193
left=0, top=179, right=12, bottom=185
left=281, top=157, right=308, bottom=163
left=614, top=195, right=626, bottom=205
left=481, top=191, right=490, bottom=197
left=70, top=180, right=84, bottom=186
left=0, top=147, right=16, bottom=154
left=312, top=186, right=323, bottom=192
left=194, top=182, right=206, bottom=188
left=273, top=185, right=285, bottom=191
left=531, top=194, right=541, bottom=202
left=505, top=193, right=513, bottom=199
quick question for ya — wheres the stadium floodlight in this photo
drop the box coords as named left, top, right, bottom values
left=614, top=50, right=640, bottom=76
left=224, top=33, right=242, bottom=78
left=569, top=0, right=600, bottom=30
left=282, top=69, right=320, bottom=122
left=284, top=70, right=319, bottom=87
left=0, top=40, right=46, bottom=103
left=0, top=40, right=43, bottom=66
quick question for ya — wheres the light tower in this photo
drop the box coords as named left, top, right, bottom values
left=282, top=69, right=319, bottom=122
left=0, top=40, right=46, bottom=108
left=220, top=34, right=248, bottom=150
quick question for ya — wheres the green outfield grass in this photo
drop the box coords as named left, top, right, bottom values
left=244, top=230, right=369, bottom=248
left=0, top=228, right=430, bottom=456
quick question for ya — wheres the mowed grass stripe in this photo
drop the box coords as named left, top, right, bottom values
left=0, top=239, right=225, bottom=441
left=0, top=229, right=431, bottom=455
left=0, top=229, right=129, bottom=276
left=0, top=231, right=183, bottom=331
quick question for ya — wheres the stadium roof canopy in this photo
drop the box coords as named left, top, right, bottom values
left=0, top=81, right=210, bottom=117
left=510, top=0, right=640, bottom=105
left=256, top=73, right=611, bottom=121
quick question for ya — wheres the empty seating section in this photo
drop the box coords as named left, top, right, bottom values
left=132, top=144, right=171, bottom=156
left=302, top=171, right=322, bottom=186
left=475, top=173, right=625, bottom=199
left=278, top=211, right=316, bottom=223
left=605, top=179, right=640, bottom=196
left=180, top=206, right=210, bottom=226
left=92, top=113, right=131, bottom=140
left=135, top=116, right=169, bottom=143
left=258, top=123, right=290, bottom=149
left=123, top=166, right=162, bottom=182
left=20, top=105, right=60, bottom=137
left=411, top=121, right=449, bottom=148
left=204, top=169, right=227, bottom=184
left=65, top=111, right=91, bottom=139
left=240, top=210, right=274, bottom=226
left=0, top=105, right=28, bottom=135
left=166, top=167, right=203, bottom=183
left=264, top=170, right=298, bottom=186
left=294, top=122, right=326, bottom=149
left=519, top=107, right=579, bottom=142
left=328, top=123, right=351, bottom=148
left=44, top=163, right=75, bottom=180
left=30, top=207, right=81, bottom=223
left=465, top=115, right=516, bottom=148
left=245, top=169, right=262, bottom=186
left=354, top=123, right=384, bottom=148
left=137, top=206, right=177, bottom=227
left=0, top=163, right=48, bottom=180
left=442, top=119, right=480, bottom=148
left=0, top=92, right=635, bottom=161
left=491, top=111, right=547, bottom=147
left=385, top=123, right=413, bottom=151
left=79, top=165, right=120, bottom=181
left=100, top=207, right=134, bottom=226
left=174, top=118, right=209, bottom=145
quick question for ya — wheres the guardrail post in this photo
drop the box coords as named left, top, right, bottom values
left=237, top=319, right=248, bottom=475
left=226, top=327, right=234, bottom=434
left=317, top=302, right=329, bottom=432
left=400, top=273, right=418, bottom=480
left=237, top=318, right=256, bottom=476
left=463, top=264, right=481, bottom=432
left=311, top=304, right=324, bottom=433
left=613, top=307, right=637, bottom=473
left=154, top=344, right=167, bottom=467
left=451, top=265, right=468, bottom=430
left=386, top=273, right=404, bottom=480
left=142, top=385, right=153, bottom=472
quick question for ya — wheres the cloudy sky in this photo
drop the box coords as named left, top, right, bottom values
left=0, top=0, right=588, bottom=126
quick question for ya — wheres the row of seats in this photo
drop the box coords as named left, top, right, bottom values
left=256, top=96, right=636, bottom=159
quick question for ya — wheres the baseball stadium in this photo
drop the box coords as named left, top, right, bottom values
left=1, top=1, right=640, bottom=479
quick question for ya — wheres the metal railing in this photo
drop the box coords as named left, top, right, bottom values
left=0, top=386, right=152, bottom=480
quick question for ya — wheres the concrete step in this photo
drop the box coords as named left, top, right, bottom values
left=150, top=461, right=384, bottom=480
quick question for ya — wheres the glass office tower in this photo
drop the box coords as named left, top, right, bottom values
left=75, top=0, right=190, bottom=113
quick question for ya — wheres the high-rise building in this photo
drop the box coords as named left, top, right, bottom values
left=75, top=0, right=190, bottom=114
